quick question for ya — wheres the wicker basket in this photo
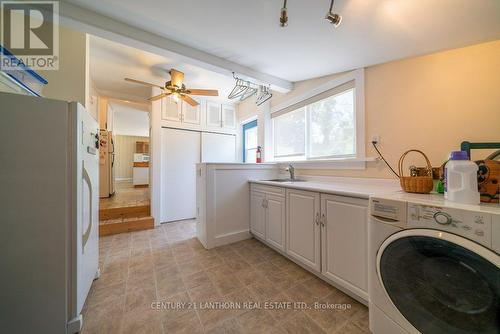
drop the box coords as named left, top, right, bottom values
left=398, top=150, right=434, bottom=194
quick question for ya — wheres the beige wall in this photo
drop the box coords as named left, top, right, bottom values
left=239, top=40, right=500, bottom=179
left=40, top=26, right=89, bottom=112
left=115, top=135, right=149, bottom=180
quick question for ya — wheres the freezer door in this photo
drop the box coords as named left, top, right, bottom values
left=73, top=103, right=100, bottom=321
left=201, top=132, right=236, bottom=163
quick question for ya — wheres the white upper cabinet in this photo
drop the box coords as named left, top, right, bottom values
left=206, top=101, right=222, bottom=128
left=286, top=189, right=321, bottom=272
left=181, top=98, right=201, bottom=125
left=321, top=194, right=368, bottom=294
left=162, top=96, right=181, bottom=122
left=221, top=105, right=236, bottom=129
left=162, top=97, right=235, bottom=132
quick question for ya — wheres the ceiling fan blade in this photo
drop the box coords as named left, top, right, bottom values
left=169, top=69, right=184, bottom=88
left=188, top=89, right=219, bottom=97
left=180, top=95, right=199, bottom=107
left=125, top=78, right=164, bottom=89
left=148, top=92, right=172, bottom=101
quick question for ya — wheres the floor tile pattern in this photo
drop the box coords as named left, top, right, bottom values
left=82, top=220, right=370, bottom=334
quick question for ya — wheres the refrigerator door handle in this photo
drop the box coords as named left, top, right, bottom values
left=82, top=162, right=93, bottom=252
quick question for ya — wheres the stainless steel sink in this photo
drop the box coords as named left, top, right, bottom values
left=264, top=179, right=305, bottom=183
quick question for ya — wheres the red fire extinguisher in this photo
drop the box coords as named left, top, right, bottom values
left=256, top=146, right=262, bottom=163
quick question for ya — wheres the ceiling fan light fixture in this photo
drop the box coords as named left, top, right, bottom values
left=171, top=92, right=179, bottom=103
left=325, top=0, right=342, bottom=27
left=280, top=0, right=288, bottom=27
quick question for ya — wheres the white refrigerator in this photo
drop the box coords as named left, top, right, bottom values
left=0, top=92, right=100, bottom=333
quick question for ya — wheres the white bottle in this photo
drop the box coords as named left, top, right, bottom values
left=444, top=151, right=480, bottom=205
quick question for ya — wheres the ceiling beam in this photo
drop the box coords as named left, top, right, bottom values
left=59, top=1, right=293, bottom=93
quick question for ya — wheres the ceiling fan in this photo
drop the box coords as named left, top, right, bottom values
left=125, top=68, right=219, bottom=106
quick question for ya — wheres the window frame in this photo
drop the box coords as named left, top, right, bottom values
left=242, top=119, right=258, bottom=163
left=269, top=69, right=366, bottom=169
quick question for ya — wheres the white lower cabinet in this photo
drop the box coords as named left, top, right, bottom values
left=250, top=191, right=266, bottom=240
left=265, top=195, right=286, bottom=251
left=250, top=187, right=286, bottom=251
left=321, top=194, right=368, bottom=296
left=249, top=183, right=369, bottom=302
left=286, top=189, right=321, bottom=272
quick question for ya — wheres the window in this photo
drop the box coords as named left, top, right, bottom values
left=271, top=73, right=363, bottom=163
left=243, top=120, right=258, bottom=162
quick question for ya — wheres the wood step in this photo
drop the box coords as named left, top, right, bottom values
left=99, top=204, right=150, bottom=221
left=99, top=216, right=154, bottom=236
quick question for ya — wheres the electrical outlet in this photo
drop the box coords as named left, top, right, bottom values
left=372, top=135, right=380, bottom=144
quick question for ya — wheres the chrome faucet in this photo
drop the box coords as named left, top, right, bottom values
left=286, top=164, right=295, bottom=181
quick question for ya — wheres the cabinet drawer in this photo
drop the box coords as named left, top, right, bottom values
left=250, top=183, right=285, bottom=197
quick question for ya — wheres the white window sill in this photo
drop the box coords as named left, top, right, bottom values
left=273, top=157, right=379, bottom=170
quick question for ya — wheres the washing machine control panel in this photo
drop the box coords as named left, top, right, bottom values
left=407, top=204, right=492, bottom=247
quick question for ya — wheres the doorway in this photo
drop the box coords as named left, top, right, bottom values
left=97, top=98, right=154, bottom=235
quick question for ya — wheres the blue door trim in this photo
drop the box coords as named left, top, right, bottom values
left=243, top=120, right=258, bottom=162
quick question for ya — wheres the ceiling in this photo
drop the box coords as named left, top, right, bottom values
left=89, top=36, right=237, bottom=102
left=72, top=0, right=500, bottom=82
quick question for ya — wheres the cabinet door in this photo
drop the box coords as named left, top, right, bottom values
left=162, top=96, right=181, bottom=122
left=250, top=191, right=266, bottom=240
left=221, top=104, right=236, bottom=129
left=266, top=195, right=286, bottom=251
left=182, top=99, right=201, bottom=125
left=286, top=189, right=321, bottom=271
left=206, top=101, right=222, bottom=127
left=321, top=194, right=368, bottom=294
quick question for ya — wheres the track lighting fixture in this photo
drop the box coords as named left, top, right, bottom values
left=279, top=0, right=342, bottom=28
left=280, top=0, right=288, bottom=27
left=325, top=0, right=342, bottom=27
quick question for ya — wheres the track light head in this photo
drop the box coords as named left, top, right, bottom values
left=325, top=12, right=342, bottom=27
left=280, top=0, right=288, bottom=27
left=325, top=0, right=341, bottom=27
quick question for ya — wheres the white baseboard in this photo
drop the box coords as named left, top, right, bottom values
left=214, top=229, right=251, bottom=247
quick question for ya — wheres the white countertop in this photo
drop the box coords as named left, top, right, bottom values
left=250, top=177, right=500, bottom=214
left=250, top=177, right=401, bottom=199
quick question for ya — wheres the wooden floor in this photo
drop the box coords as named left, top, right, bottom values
left=100, top=181, right=153, bottom=236
left=100, top=181, right=150, bottom=209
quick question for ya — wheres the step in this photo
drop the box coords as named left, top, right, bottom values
left=99, top=216, right=155, bottom=236
left=99, top=204, right=150, bottom=221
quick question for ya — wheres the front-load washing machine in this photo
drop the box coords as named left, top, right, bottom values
left=368, top=194, right=500, bottom=334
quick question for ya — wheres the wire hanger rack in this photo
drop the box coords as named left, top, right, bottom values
left=228, top=73, right=272, bottom=105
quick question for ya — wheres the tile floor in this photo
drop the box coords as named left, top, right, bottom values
left=100, top=181, right=150, bottom=210
left=82, top=220, right=370, bottom=334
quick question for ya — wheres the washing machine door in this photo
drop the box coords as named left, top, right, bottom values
left=377, top=229, right=500, bottom=334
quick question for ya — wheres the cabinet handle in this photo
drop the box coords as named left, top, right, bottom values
left=315, top=212, right=320, bottom=225
left=321, top=213, right=326, bottom=227
left=262, top=199, right=268, bottom=208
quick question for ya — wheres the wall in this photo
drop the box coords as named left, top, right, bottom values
left=87, top=77, right=99, bottom=120
left=238, top=40, right=500, bottom=179
left=114, top=135, right=149, bottom=180
left=40, top=26, right=88, bottom=109
left=111, top=102, right=150, bottom=137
